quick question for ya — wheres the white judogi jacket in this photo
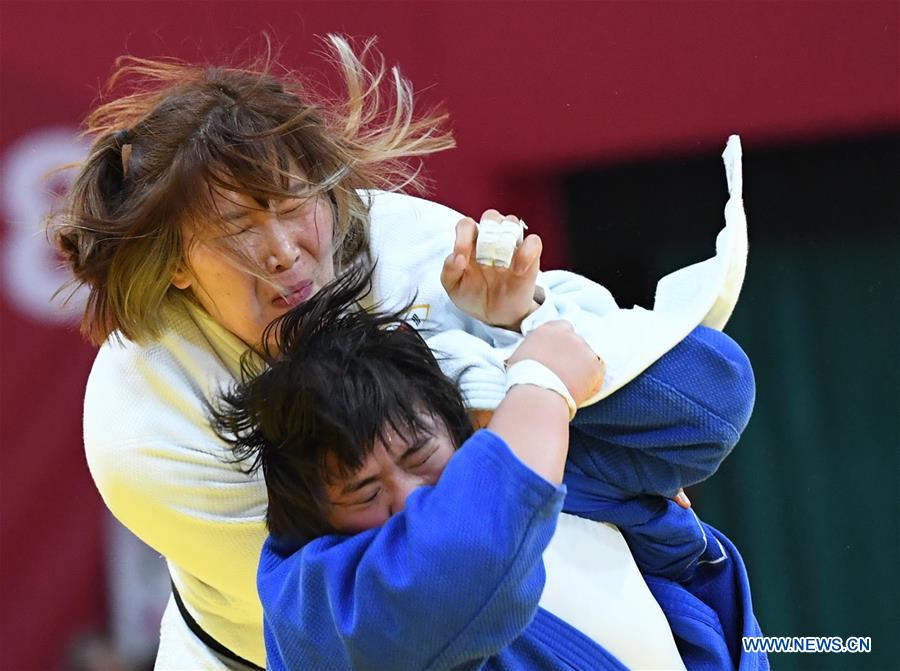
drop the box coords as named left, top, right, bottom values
left=84, top=137, right=746, bottom=669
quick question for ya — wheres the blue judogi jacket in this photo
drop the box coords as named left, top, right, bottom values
left=258, top=327, right=769, bottom=670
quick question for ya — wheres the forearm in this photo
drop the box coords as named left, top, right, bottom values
left=568, top=326, right=756, bottom=495
left=488, top=385, right=570, bottom=484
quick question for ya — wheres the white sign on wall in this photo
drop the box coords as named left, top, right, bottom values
left=2, top=128, right=89, bottom=324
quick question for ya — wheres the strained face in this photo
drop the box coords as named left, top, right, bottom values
left=173, top=187, right=336, bottom=348
left=323, top=414, right=457, bottom=534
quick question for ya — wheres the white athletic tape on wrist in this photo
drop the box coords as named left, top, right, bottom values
left=476, top=216, right=527, bottom=269
left=505, top=359, right=577, bottom=420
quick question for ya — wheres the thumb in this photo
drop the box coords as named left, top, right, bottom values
left=674, top=489, right=692, bottom=509
left=589, top=357, right=606, bottom=396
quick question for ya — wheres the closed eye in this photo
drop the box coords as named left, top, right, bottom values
left=277, top=205, right=302, bottom=217
left=215, top=211, right=257, bottom=237
left=407, top=445, right=437, bottom=469
left=356, top=489, right=380, bottom=505
left=332, top=487, right=380, bottom=507
left=225, top=224, right=255, bottom=237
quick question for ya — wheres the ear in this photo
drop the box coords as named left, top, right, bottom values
left=171, top=266, right=192, bottom=290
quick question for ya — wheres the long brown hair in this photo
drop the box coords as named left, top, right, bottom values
left=52, top=35, right=455, bottom=345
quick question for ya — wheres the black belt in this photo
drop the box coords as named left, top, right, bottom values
left=170, top=580, right=265, bottom=670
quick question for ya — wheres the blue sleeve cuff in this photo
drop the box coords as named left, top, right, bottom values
left=458, top=429, right=567, bottom=508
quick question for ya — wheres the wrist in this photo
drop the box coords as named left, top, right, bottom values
left=492, top=299, right=541, bottom=332
left=505, top=359, right=577, bottom=420
left=503, top=383, right=570, bottom=417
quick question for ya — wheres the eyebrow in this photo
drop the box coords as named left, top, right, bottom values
left=221, top=209, right=252, bottom=223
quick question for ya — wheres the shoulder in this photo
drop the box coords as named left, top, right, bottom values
left=84, top=305, right=237, bottom=454
left=361, top=189, right=464, bottom=226
left=83, top=310, right=262, bottom=514
left=356, top=191, right=465, bottom=317
left=85, top=335, right=182, bottom=431
left=360, top=190, right=462, bottom=255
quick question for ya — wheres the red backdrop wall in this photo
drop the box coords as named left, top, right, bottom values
left=1, top=2, right=897, bottom=668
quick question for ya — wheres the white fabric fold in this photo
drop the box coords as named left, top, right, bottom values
left=436, top=135, right=748, bottom=410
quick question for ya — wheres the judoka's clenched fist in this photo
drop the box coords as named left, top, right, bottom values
left=441, top=209, right=542, bottom=331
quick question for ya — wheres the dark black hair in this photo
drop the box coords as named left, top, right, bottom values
left=210, top=264, right=473, bottom=540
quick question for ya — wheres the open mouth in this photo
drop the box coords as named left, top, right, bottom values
left=272, top=281, right=313, bottom=309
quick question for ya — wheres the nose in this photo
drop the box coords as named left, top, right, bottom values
left=262, top=217, right=301, bottom=274
left=388, top=475, right=427, bottom=516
